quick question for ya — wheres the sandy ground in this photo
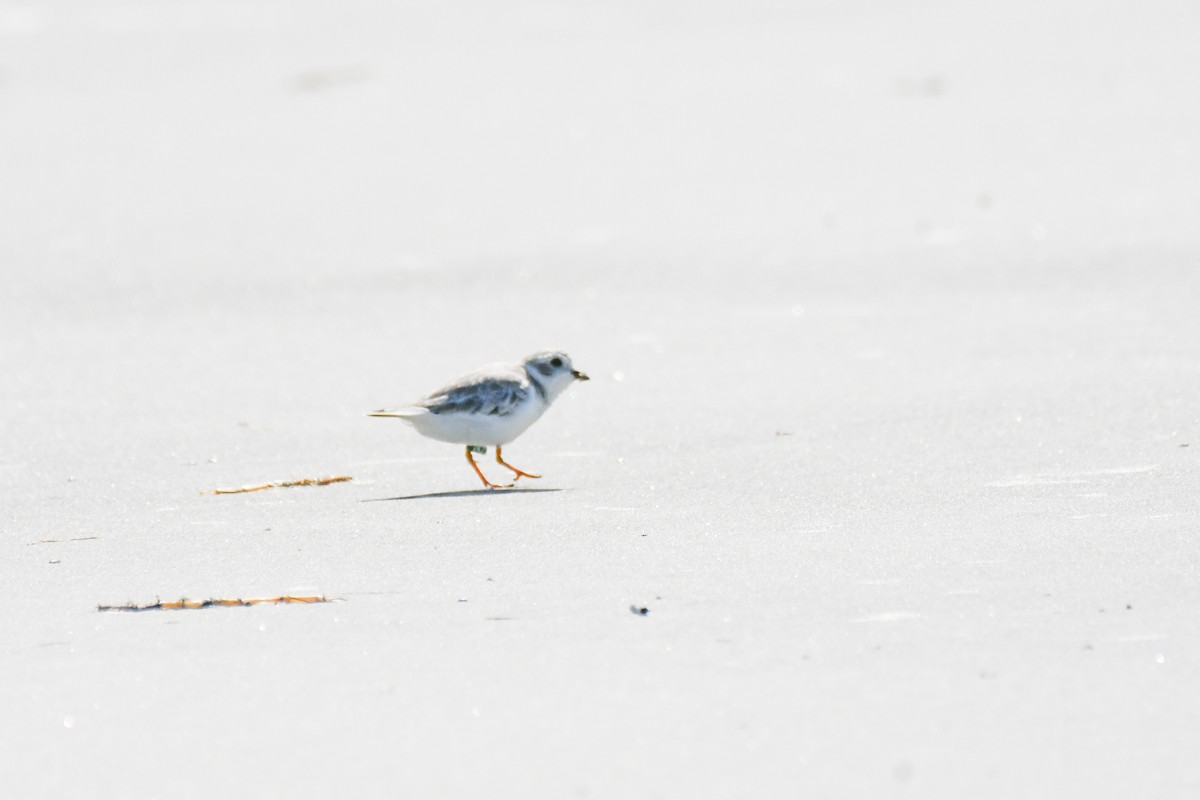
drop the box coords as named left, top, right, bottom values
left=3, top=1, right=1200, bottom=797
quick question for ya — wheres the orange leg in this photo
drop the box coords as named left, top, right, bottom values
left=465, top=447, right=512, bottom=489
left=495, top=446, right=541, bottom=481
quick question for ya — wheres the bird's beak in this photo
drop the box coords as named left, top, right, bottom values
left=571, top=370, right=590, bottom=381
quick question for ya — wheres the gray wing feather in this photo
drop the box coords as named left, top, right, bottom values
left=418, top=374, right=529, bottom=417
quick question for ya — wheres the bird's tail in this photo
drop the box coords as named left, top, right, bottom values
left=367, top=407, right=428, bottom=420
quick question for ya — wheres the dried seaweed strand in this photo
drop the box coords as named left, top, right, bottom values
left=26, top=536, right=100, bottom=546
left=98, top=595, right=331, bottom=612
left=205, top=475, right=352, bottom=495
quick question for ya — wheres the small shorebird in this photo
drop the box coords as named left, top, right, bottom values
left=369, top=351, right=589, bottom=489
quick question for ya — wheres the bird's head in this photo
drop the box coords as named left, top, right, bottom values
left=522, top=351, right=589, bottom=400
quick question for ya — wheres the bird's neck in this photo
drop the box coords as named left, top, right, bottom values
left=525, top=369, right=550, bottom=403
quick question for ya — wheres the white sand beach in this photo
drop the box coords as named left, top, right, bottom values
left=2, top=1, right=1199, bottom=797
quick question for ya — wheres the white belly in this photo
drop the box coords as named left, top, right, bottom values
left=405, top=398, right=548, bottom=446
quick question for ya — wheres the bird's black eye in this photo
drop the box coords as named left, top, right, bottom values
left=550, top=357, right=563, bottom=368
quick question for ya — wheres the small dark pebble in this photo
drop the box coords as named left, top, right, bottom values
left=630, top=605, right=649, bottom=616
left=1126, top=604, right=1133, bottom=610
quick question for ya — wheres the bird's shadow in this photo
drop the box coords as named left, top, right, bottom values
left=362, top=487, right=564, bottom=502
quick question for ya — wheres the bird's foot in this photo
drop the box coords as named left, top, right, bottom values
left=466, top=447, right=515, bottom=489
left=495, top=447, right=541, bottom=481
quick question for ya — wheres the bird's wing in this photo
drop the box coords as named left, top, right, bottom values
left=418, top=371, right=531, bottom=417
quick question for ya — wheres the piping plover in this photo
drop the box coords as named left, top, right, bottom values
left=369, top=351, right=589, bottom=489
